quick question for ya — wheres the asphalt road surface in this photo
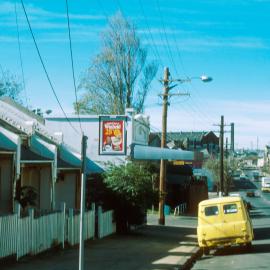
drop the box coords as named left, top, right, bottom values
left=192, top=180, right=270, bottom=270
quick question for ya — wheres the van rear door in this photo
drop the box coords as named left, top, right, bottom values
left=200, top=204, right=226, bottom=241
left=221, top=202, right=244, bottom=238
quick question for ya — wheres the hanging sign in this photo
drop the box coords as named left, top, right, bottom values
left=99, top=118, right=126, bottom=155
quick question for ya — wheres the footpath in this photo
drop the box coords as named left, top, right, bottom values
left=1, top=214, right=200, bottom=270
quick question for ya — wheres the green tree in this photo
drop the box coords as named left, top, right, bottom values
left=203, top=157, right=238, bottom=195
left=0, top=70, right=22, bottom=103
left=104, top=162, right=157, bottom=232
left=76, top=12, right=158, bottom=115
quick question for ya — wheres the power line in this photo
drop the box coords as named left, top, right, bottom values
left=114, top=0, right=163, bottom=68
left=20, top=0, right=80, bottom=135
left=138, top=0, right=164, bottom=67
left=155, top=0, right=179, bottom=76
left=153, top=1, right=212, bottom=126
left=14, top=2, right=28, bottom=108
left=152, top=2, right=217, bottom=125
left=65, top=0, right=83, bottom=134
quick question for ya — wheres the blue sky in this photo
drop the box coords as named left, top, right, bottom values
left=1, top=0, right=270, bottom=148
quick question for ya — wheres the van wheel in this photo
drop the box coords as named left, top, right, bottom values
left=202, top=247, right=210, bottom=255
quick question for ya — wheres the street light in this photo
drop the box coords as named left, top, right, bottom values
left=158, top=67, right=212, bottom=226
left=173, top=75, right=213, bottom=83
left=200, top=75, right=213, bottom=82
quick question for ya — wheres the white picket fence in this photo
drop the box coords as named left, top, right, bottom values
left=16, top=210, right=65, bottom=259
left=98, top=206, right=116, bottom=238
left=67, top=208, right=95, bottom=246
left=0, top=203, right=114, bottom=261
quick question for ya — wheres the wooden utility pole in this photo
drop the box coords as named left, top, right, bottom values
left=157, top=68, right=209, bottom=224
left=158, top=67, right=169, bottom=225
left=79, top=134, right=88, bottom=270
left=225, top=137, right=228, bottom=159
left=220, top=116, right=224, bottom=196
left=230, top=123, right=234, bottom=153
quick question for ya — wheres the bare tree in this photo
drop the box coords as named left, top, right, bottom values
left=0, top=70, right=22, bottom=103
left=76, top=12, right=158, bottom=114
left=203, top=157, right=238, bottom=194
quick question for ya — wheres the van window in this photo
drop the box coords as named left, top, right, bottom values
left=205, top=206, right=219, bottom=216
left=223, top=203, right=238, bottom=214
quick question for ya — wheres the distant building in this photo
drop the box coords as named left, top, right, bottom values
left=149, top=131, right=220, bottom=158
left=263, top=145, right=270, bottom=169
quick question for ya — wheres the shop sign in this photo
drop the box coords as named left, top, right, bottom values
left=99, top=118, right=126, bottom=155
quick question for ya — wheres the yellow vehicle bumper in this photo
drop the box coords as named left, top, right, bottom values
left=198, top=235, right=253, bottom=248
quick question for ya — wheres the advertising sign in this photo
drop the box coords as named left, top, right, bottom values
left=99, top=118, right=126, bottom=155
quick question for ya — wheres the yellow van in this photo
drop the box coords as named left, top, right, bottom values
left=197, top=196, right=254, bottom=254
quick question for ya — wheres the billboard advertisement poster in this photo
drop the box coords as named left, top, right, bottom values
left=99, top=118, right=126, bottom=155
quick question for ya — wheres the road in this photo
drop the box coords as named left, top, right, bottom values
left=192, top=180, right=270, bottom=270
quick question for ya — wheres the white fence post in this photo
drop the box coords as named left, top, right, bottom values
left=98, top=206, right=102, bottom=239
left=68, top=208, right=74, bottom=245
left=61, top=202, right=66, bottom=249
left=28, top=208, right=34, bottom=255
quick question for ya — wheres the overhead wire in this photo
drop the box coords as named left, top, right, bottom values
left=14, top=2, right=28, bottom=108
left=152, top=0, right=218, bottom=126
left=155, top=0, right=179, bottom=76
left=137, top=0, right=164, bottom=67
left=20, top=0, right=80, bottom=135
left=153, top=0, right=208, bottom=126
left=65, top=0, right=83, bottom=134
left=135, top=3, right=199, bottom=128
left=112, top=0, right=162, bottom=74
left=163, top=10, right=217, bottom=124
left=99, top=0, right=161, bottom=110
left=99, top=1, right=216, bottom=130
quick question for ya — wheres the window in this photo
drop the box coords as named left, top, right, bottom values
left=205, top=205, right=219, bottom=216
left=223, top=203, right=238, bottom=214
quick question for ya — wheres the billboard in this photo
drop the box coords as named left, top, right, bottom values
left=99, top=117, right=126, bottom=155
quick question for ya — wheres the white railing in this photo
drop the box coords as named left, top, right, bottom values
left=0, top=203, right=115, bottom=260
left=98, top=206, right=116, bottom=239
left=174, top=203, right=187, bottom=216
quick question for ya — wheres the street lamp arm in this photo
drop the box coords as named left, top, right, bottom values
left=170, top=75, right=213, bottom=83
left=191, top=75, right=213, bottom=82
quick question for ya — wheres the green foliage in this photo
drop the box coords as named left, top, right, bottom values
left=15, top=185, right=38, bottom=210
left=104, top=162, right=156, bottom=209
left=203, top=157, right=239, bottom=194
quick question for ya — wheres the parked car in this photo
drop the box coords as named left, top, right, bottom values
left=240, top=173, right=248, bottom=181
left=197, top=196, right=254, bottom=255
left=246, top=190, right=255, bottom=197
left=261, top=177, right=270, bottom=192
